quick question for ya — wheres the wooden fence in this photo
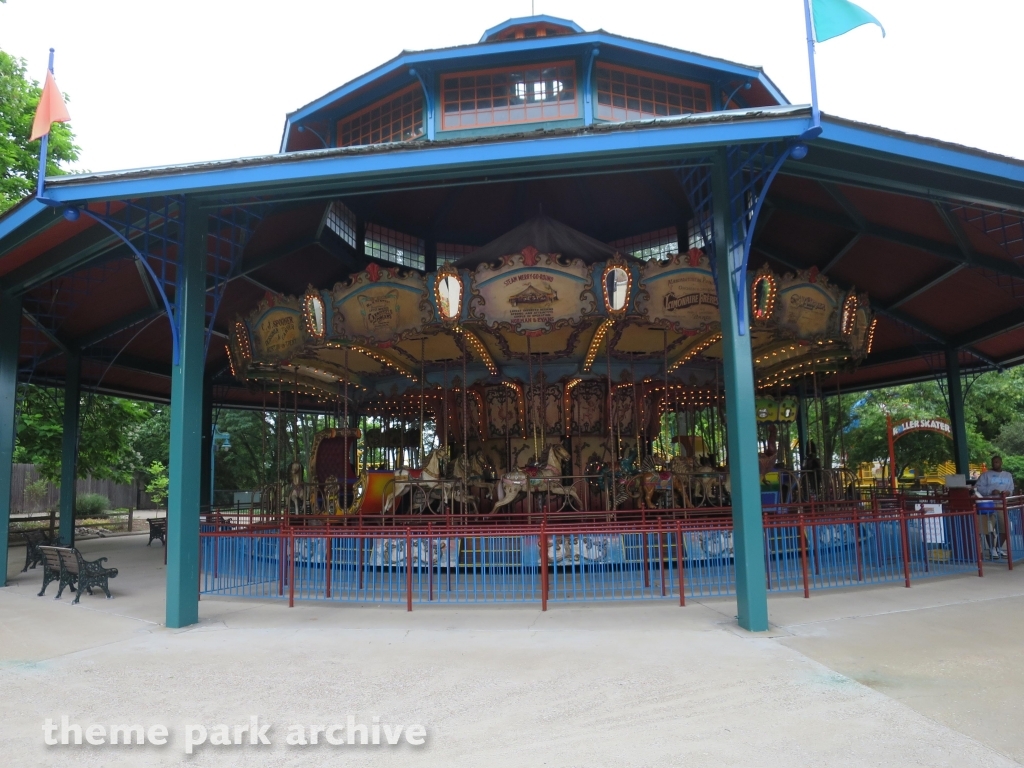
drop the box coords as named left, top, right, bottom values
left=9, top=464, right=159, bottom=513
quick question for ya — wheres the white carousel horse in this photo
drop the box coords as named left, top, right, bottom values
left=492, top=443, right=581, bottom=512
left=383, top=447, right=447, bottom=516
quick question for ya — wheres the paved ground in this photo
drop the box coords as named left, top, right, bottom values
left=1, top=535, right=1021, bottom=767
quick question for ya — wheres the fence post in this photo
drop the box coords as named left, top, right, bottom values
left=325, top=532, right=332, bottom=599
left=1002, top=494, right=1013, bottom=571
left=974, top=513, right=985, bottom=578
left=899, top=506, right=912, bottom=588
left=676, top=521, right=685, bottom=607
left=853, top=503, right=863, bottom=581
left=405, top=527, right=413, bottom=612
left=48, top=508, right=56, bottom=538
left=540, top=524, right=548, bottom=612
left=127, top=507, right=134, bottom=534
left=798, top=514, right=810, bottom=598
left=659, top=521, right=667, bottom=598
left=288, top=532, right=295, bottom=607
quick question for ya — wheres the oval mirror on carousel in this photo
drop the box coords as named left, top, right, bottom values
left=841, top=294, right=858, bottom=337
left=751, top=274, right=776, bottom=321
left=436, top=268, right=463, bottom=322
left=304, top=291, right=326, bottom=340
left=603, top=265, right=629, bottom=314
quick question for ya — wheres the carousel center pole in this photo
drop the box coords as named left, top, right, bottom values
left=606, top=335, right=615, bottom=511
left=420, top=338, right=426, bottom=465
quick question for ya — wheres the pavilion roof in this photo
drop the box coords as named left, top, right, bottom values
left=1, top=107, right=1024, bottom=404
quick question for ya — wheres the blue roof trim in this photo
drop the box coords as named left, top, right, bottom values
left=819, top=119, right=1024, bottom=184
left=480, top=16, right=584, bottom=43
left=17, top=114, right=814, bottom=206
left=281, top=31, right=784, bottom=150
left=0, top=199, right=49, bottom=253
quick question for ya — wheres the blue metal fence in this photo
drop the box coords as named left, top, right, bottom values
left=198, top=502, right=995, bottom=608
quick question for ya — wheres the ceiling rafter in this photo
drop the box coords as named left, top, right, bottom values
left=752, top=242, right=999, bottom=369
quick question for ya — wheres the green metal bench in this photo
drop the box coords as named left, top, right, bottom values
left=20, top=528, right=53, bottom=571
left=37, top=546, right=118, bottom=604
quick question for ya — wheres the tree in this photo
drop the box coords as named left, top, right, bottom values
left=14, top=385, right=152, bottom=484
left=0, top=48, right=80, bottom=213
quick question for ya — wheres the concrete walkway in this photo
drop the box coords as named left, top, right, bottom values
left=2, top=535, right=1022, bottom=767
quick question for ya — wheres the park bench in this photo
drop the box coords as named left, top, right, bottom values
left=37, top=545, right=118, bottom=604
left=148, top=518, right=166, bottom=546
left=20, top=528, right=53, bottom=572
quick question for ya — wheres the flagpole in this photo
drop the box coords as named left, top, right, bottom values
left=802, top=0, right=821, bottom=128
left=36, top=48, right=55, bottom=200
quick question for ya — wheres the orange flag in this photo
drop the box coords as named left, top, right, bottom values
left=30, top=69, right=71, bottom=141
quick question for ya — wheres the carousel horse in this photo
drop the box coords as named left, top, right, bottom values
left=287, top=461, right=307, bottom=515
left=759, top=423, right=780, bottom=481
left=383, top=447, right=448, bottom=516
left=669, top=455, right=697, bottom=508
left=452, top=453, right=496, bottom=500
left=585, top=457, right=630, bottom=511
left=627, top=454, right=676, bottom=510
left=492, top=443, right=581, bottom=512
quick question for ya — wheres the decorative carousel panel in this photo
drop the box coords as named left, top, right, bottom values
left=485, top=384, right=524, bottom=437
left=469, top=247, right=597, bottom=334
left=526, top=383, right=564, bottom=435
left=849, top=297, right=874, bottom=359
left=569, top=379, right=605, bottom=435
left=249, top=295, right=305, bottom=360
left=635, top=250, right=719, bottom=336
left=610, top=387, right=635, bottom=435
left=330, top=265, right=432, bottom=345
left=774, top=270, right=839, bottom=340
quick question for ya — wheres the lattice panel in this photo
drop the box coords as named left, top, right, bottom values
left=205, top=204, right=264, bottom=356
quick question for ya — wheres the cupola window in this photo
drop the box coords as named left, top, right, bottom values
left=596, top=65, right=709, bottom=122
left=337, top=86, right=424, bottom=147
left=442, top=63, right=577, bottom=129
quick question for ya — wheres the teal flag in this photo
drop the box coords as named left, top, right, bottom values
left=812, top=0, right=885, bottom=42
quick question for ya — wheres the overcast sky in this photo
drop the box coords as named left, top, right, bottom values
left=1, top=0, right=1020, bottom=173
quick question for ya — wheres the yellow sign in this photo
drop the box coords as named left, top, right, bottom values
left=636, top=251, right=719, bottom=335
left=331, top=266, right=431, bottom=344
left=469, top=249, right=596, bottom=334
left=252, top=305, right=303, bottom=359
left=775, top=277, right=837, bottom=339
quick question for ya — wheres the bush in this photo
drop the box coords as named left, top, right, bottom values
left=75, top=493, right=110, bottom=519
left=146, top=461, right=169, bottom=507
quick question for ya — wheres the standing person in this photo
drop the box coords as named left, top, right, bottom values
left=975, top=455, right=1014, bottom=559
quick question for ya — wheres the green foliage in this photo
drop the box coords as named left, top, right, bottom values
left=0, top=48, right=80, bottom=213
left=995, top=418, right=1024, bottom=456
left=23, top=477, right=49, bottom=508
left=14, top=385, right=153, bottom=483
left=75, top=492, right=110, bottom=519
left=145, top=461, right=169, bottom=507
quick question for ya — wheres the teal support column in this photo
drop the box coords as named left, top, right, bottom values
left=0, top=293, right=21, bottom=586
left=58, top=350, right=81, bottom=546
left=945, top=348, right=970, bottom=476
left=200, top=374, right=213, bottom=509
left=166, top=205, right=206, bottom=628
left=711, top=151, right=769, bottom=632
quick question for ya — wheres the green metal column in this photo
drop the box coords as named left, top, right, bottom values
left=199, top=373, right=213, bottom=509
left=711, top=151, right=769, bottom=632
left=945, top=348, right=970, bottom=476
left=0, top=293, right=21, bottom=586
left=166, top=205, right=206, bottom=628
left=58, top=350, right=81, bottom=546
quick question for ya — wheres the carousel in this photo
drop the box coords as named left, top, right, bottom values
left=227, top=216, right=875, bottom=522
